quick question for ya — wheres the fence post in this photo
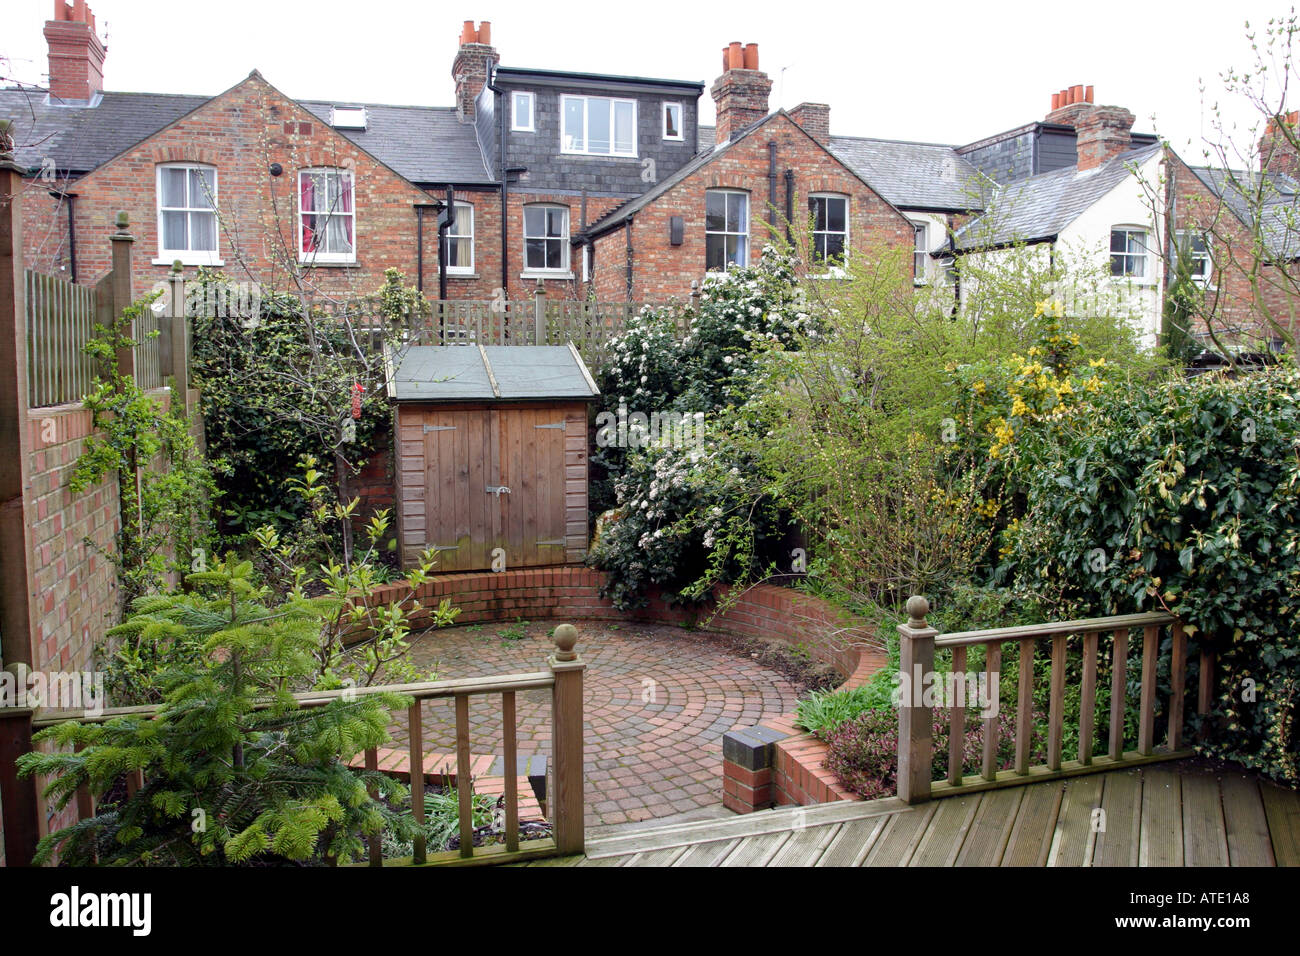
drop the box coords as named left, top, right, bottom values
left=109, top=211, right=135, bottom=383
left=0, top=695, right=41, bottom=867
left=534, top=279, right=547, bottom=346
left=0, top=152, right=37, bottom=674
left=548, top=623, right=585, bottom=856
left=897, top=595, right=936, bottom=804
left=167, top=262, right=189, bottom=414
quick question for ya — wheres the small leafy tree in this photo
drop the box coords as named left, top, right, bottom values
left=17, top=556, right=417, bottom=866
left=251, top=455, right=460, bottom=689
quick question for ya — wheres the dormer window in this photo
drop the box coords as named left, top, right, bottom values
left=330, top=106, right=367, bottom=129
left=663, top=102, right=683, bottom=141
left=512, top=91, right=535, bottom=132
left=561, top=95, right=637, bottom=157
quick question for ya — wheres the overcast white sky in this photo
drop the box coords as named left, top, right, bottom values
left=1, top=0, right=1295, bottom=163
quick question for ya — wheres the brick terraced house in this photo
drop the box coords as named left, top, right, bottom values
left=2, top=5, right=1292, bottom=346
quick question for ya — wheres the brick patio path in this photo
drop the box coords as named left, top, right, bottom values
left=387, top=620, right=801, bottom=827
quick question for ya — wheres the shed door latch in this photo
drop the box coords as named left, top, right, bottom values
left=486, top=485, right=512, bottom=497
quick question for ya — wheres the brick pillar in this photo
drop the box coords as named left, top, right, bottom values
left=722, top=724, right=787, bottom=812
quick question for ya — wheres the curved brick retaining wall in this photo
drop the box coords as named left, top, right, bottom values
left=369, top=566, right=885, bottom=814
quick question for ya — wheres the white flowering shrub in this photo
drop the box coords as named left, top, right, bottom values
left=590, top=248, right=811, bottom=607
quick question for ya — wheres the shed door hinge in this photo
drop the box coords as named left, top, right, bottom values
left=536, top=538, right=565, bottom=547
left=534, top=422, right=565, bottom=429
left=424, top=424, right=457, bottom=433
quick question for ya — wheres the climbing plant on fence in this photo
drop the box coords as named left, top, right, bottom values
left=71, top=291, right=215, bottom=606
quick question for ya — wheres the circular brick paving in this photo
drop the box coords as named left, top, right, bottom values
left=389, top=620, right=801, bottom=827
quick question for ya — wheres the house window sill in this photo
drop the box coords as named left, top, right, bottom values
left=154, top=256, right=224, bottom=267
left=298, top=258, right=358, bottom=268
left=521, top=270, right=574, bottom=281
left=441, top=271, right=480, bottom=279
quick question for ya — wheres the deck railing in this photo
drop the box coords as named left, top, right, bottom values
left=896, top=596, right=1213, bottom=804
left=3, top=626, right=585, bottom=867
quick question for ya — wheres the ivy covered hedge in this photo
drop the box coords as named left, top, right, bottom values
left=1005, top=366, right=1300, bottom=783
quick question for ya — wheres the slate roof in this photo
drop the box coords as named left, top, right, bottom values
left=0, top=88, right=210, bottom=174
left=298, top=101, right=492, bottom=184
left=826, top=136, right=988, bottom=211
left=952, top=144, right=1162, bottom=252
left=0, top=85, right=494, bottom=186
left=1191, top=166, right=1300, bottom=260
left=696, top=124, right=987, bottom=211
left=389, top=345, right=599, bottom=402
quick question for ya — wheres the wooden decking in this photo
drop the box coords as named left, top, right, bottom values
left=523, top=761, right=1300, bottom=867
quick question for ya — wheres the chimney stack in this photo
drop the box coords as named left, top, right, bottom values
left=711, top=41, right=772, bottom=143
left=452, top=20, right=499, bottom=124
left=44, top=0, right=106, bottom=102
left=1044, top=85, right=1134, bottom=171
left=1259, top=111, right=1300, bottom=180
left=789, top=102, right=830, bottom=148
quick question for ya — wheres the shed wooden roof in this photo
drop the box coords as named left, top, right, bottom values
left=388, top=345, right=600, bottom=403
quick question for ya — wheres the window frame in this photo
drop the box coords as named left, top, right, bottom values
left=662, top=101, right=684, bottom=141
left=156, top=162, right=221, bottom=265
left=511, top=91, right=535, bottom=132
left=911, top=220, right=929, bottom=284
left=1109, top=226, right=1151, bottom=282
left=297, top=167, right=357, bottom=265
left=522, top=203, right=570, bottom=274
left=560, top=95, right=638, bottom=158
left=443, top=201, right=474, bottom=275
left=1175, top=229, right=1213, bottom=286
left=705, top=189, right=750, bottom=272
left=809, top=192, right=849, bottom=275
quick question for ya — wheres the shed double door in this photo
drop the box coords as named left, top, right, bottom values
left=421, top=405, right=568, bottom=571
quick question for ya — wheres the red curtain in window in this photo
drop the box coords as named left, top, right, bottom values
left=300, top=174, right=317, bottom=252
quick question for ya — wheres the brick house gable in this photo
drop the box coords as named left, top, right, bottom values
left=584, top=110, right=917, bottom=299
left=20, top=70, right=436, bottom=302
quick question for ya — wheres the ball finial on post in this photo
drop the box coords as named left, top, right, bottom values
left=906, top=595, right=930, bottom=628
left=552, top=623, right=579, bottom=662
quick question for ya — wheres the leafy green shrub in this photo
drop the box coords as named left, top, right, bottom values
left=1006, top=366, right=1300, bottom=783
left=794, top=685, right=878, bottom=736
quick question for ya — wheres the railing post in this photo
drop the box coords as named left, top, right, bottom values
left=897, top=595, right=936, bottom=805
left=534, top=279, right=547, bottom=346
left=0, top=690, right=42, bottom=867
left=548, top=623, right=585, bottom=855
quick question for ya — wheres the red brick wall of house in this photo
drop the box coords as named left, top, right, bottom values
left=19, top=73, right=435, bottom=307
left=586, top=113, right=915, bottom=300
left=1169, top=152, right=1278, bottom=344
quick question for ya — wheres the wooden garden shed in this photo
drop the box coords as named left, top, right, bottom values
left=388, top=344, right=599, bottom=571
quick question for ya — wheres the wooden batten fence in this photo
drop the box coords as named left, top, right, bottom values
left=25, top=215, right=183, bottom=409
left=3, top=626, right=586, bottom=867
left=896, top=596, right=1212, bottom=804
left=403, top=287, right=692, bottom=370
